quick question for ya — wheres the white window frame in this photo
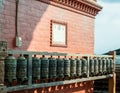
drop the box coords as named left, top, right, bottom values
left=50, top=20, right=67, bottom=47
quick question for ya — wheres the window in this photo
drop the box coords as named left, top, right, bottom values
left=50, top=20, right=67, bottom=47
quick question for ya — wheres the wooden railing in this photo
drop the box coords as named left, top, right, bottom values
left=0, top=50, right=116, bottom=93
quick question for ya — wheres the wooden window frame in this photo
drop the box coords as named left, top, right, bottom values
left=50, top=20, right=67, bottom=47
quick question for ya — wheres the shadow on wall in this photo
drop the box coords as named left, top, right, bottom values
left=2, top=0, right=49, bottom=50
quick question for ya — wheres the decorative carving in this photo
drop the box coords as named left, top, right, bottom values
left=46, top=0, right=102, bottom=16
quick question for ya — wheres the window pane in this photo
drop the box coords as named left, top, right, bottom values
left=51, top=21, right=67, bottom=46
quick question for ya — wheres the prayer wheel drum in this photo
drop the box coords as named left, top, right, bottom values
left=49, top=56, right=57, bottom=79
left=57, top=56, right=64, bottom=78
left=5, top=54, right=17, bottom=83
left=64, top=57, right=70, bottom=77
left=41, top=55, right=49, bottom=79
left=17, top=54, right=27, bottom=82
left=32, top=55, right=41, bottom=80
left=76, top=58, right=82, bottom=77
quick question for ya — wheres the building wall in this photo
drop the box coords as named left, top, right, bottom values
left=1, top=0, right=94, bottom=54
left=0, top=0, right=3, bottom=39
left=1, top=0, right=96, bottom=93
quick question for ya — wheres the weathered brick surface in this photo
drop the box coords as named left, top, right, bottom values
left=1, top=0, right=94, bottom=54
left=1, top=0, right=95, bottom=93
left=0, top=0, right=3, bottom=39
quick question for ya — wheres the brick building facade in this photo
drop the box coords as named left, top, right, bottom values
left=0, top=0, right=102, bottom=93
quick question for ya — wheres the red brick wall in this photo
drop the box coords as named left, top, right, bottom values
left=1, top=0, right=94, bottom=54
left=1, top=0, right=95, bottom=93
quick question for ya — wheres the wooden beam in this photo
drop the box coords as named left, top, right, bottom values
left=8, top=50, right=113, bottom=58
left=108, top=51, right=116, bottom=93
left=108, top=73, right=116, bottom=93
left=7, top=74, right=113, bottom=92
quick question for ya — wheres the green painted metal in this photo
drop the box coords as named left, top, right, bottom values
left=57, top=56, right=64, bottom=78
left=4, top=54, right=17, bottom=83
left=64, top=57, right=70, bottom=77
left=82, top=58, right=87, bottom=77
left=70, top=57, right=76, bottom=77
left=49, top=56, right=57, bottom=79
left=76, top=58, right=82, bottom=77
left=89, top=58, right=94, bottom=76
left=17, top=54, right=27, bottom=82
left=98, top=58, right=103, bottom=75
left=32, top=55, right=41, bottom=80
left=94, top=58, right=99, bottom=75
left=41, top=55, right=49, bottom=79
left=106, top=58, right=111, bottom=74
left=8, top=50, right=113, bottom=58
left=0, top=50, right=115, bottom=93
left=27, top=54, right=32, bottom=85
left=102, top=58, right=107, bottom=75
left=110, top=58, right=114, bottom=74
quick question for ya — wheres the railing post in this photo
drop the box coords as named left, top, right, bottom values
left=0, top=51, right=7, bottom=93
left=24, top=54, right=32, bottom=85
left=0, top=54, right=5, bottom=86
left=87, top=56, right=90, bottom=78
left=0, top=41, right=7, bottom=93
left=108, top=51, right=116, bottom=93
left=109, top=73, right=116, bottom=93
